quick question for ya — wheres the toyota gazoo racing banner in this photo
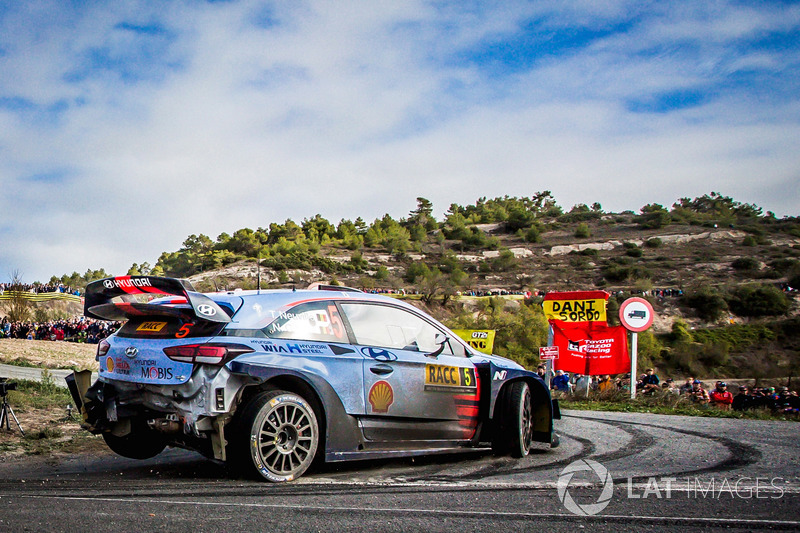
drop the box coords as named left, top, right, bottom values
left=551, top=321, right=630, bottom=375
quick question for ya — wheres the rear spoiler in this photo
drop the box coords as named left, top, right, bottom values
left=84, top=276, right=231, bottom=323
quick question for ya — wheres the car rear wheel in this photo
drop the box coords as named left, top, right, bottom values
left=102, top=420, right=167, bottom=460
left=236, top=390, right=319, bottom=482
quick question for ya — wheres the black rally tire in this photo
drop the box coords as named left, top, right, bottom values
left=234, top=389, right=320, bottom=482
left=508, top=381, right=534, bottom=458
left=492, top=381, right=534, bottom=458
left=102, top=421, right=167, bottom=460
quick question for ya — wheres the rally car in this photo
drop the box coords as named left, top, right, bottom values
left=67, top=276, right=559, bottom=482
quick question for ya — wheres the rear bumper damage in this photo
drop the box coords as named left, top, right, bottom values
left=66, top=367, right=252, bottom=461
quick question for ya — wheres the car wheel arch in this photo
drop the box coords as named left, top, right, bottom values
left=238, top=375, right=327, bottom=450
left=492, top=377, right=553, bottom=443
left=230, top=370, right=363, bottom=463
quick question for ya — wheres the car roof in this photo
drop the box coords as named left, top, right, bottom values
left=204, top=289, right=427, bottom=330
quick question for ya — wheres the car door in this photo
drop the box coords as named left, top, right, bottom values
left=338, top=302, right=480, bottom=443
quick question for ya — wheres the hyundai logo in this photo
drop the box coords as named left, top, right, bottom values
left=124, top=346, right=138, bottom=358
left=360, top=347, right=397, bottom=361
left=197, top=304, right=217, bottom=317
left=103, top=280, right=115, bottom=289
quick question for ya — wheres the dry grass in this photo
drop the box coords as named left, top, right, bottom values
left=0, top=338, right=97, bottom=371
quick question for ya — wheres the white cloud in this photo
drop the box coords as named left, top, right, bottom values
left=0, top=0, right=798, bottom=283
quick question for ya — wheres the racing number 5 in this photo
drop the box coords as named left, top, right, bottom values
left=463, top=367, right=471, bottom=386
left=327, top=305, right=345, bottom=339
left=176, top=323, right=193, bottom=338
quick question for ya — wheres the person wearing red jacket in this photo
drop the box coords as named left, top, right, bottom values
left=710, top=382, right=734, bottom=410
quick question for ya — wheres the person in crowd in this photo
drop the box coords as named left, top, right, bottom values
left=574, top=374, right=591, bottom=395
left=536, top=364, right=546, bottom=380
left=552, top=370, right=570, bottom=393
left=709, top=381, right=734, bottom=410
left=641, top=368, right=660, bottom=394
left=732, top=386, right=752, bottom=411
left=679, top=377, right=695, bottom=395
left=689, top=380, right=710, bottom=404
left=661, top=378, right=679, bottom=394
left=597, top=375, right=614, bottom=393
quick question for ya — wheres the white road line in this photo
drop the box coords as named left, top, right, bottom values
left=18, top=495, right=800, bottom=528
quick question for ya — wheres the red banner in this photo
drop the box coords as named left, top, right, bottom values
left=551, top=321, right=630, bottom=375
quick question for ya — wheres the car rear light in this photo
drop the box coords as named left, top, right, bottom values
left=163, top=343, right=254, bottom=365
left=97, top=339, right=110, bottom=359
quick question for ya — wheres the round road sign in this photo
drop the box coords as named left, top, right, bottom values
left=619, top=297, right=654, bottom=332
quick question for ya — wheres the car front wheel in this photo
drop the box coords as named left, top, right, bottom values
left=237, top=390, right=320, bottom=482
left=493, top=381, right=533, bottom=458
left=507, top=381, right=533, bottom=458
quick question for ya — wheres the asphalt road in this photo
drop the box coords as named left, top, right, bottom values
left=0, top=362, right=97, bottom=387
left=0, top=410, right=798, bottom=532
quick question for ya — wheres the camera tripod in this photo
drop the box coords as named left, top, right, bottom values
left=0, top=391, right=24, bottom=436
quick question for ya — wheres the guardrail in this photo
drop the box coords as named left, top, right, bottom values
left=0, top=291, right=82, bottom=303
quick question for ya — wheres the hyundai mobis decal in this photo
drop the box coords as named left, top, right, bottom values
left=100, top=355, right=192, bottom=385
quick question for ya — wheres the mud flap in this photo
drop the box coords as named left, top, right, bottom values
left=212, top=417, right=227, bottom=462
left=65, top=370, right=93, bottom=423
left=551, top=398, right=561, bottom=419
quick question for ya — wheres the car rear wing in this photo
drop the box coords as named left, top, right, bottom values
left=84, top=276, right=231, bottom=323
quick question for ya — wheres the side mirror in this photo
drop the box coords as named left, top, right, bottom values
left=424, top=333, right=448, bottom=359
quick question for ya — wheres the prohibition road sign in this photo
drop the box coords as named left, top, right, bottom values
left=619, top=297, right=654, bottom=332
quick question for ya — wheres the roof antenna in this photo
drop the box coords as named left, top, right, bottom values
left=292, top=284, right=296, bottom=292
left=257, top=252, right=261, bottom=294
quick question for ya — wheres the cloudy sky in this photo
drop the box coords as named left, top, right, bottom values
left=1, top=0, right=799, bottom=284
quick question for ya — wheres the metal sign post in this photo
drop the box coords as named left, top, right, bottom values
left=630, top=332, right=638, bottom=400
left=618, top=298, right=655, bottom=401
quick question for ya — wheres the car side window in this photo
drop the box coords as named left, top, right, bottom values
left=339, top=303, right=454, bottom=355
left=263, top=301, right=348, bottom=343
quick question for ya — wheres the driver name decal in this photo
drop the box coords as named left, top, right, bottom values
left=424, top=364, right=477, bottom=393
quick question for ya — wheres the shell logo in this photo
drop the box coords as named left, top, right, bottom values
left=106, top=357, right=114, bottom=372
left=368, top=380, right=394, bottom=413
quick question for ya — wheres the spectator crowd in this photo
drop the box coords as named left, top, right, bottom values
left=542, top=365, right=799, bottom=416
left=0, top=282, right=81, bottom=296
left=0, top=317, right=120, bottom=344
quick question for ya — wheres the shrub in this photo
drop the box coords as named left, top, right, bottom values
left=645, top=238, right=662, bottom=248
left=731, top=257, right=759, bottom=271
left=682, top=286, right=729, bottom=321
left=574, top=223, right=591, bottom=238
left=636, top=204, right=671, bottom=229
left=726, top=284, right=791, bottom=317
left=742, top=235, right=757, bottom=246
left=603, top=265, right=629, bottom=282
left=404, top=261, right=430, bottom=283
left=523, top=226, right=541, bottom=243
left=626, top=247, right=643, bottom=258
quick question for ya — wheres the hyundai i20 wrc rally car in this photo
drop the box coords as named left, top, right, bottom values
left=67, top=276, right=560, bottom=482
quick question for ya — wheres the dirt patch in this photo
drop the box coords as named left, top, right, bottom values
left=0, top=340, right=100, bottom=460
left=0, top=405, right=106, bottom=461
left=0, top=338, right=97, bottom=371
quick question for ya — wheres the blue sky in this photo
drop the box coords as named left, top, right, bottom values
left=1, top=0, right=799, bottom=283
